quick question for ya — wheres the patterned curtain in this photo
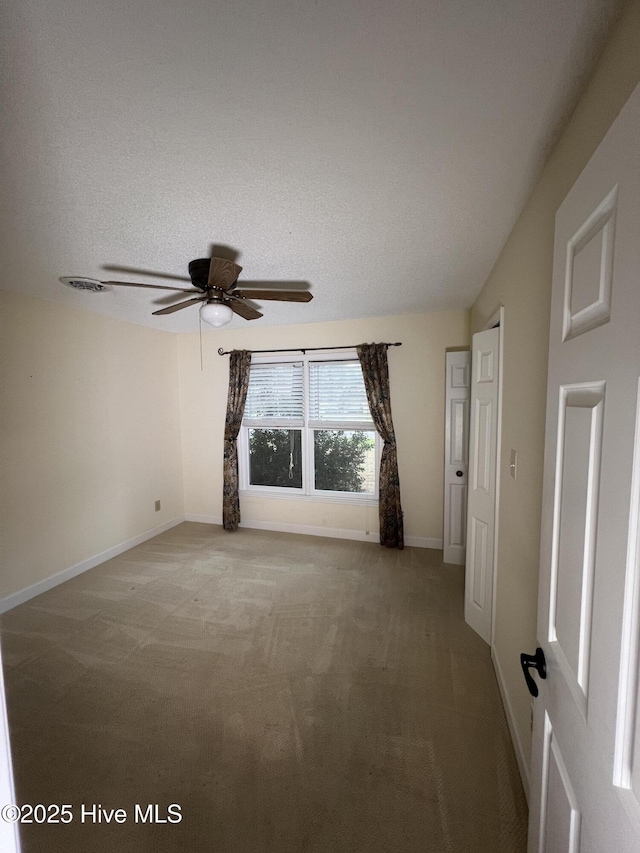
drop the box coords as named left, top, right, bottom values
left=223, top=350, right=252, bottom=531
left=357, top=343, right=404, bottom=549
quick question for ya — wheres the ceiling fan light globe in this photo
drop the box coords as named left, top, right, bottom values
left=200, top=301, right=233, bottom=327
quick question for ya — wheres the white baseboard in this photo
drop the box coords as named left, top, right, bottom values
left=405, top=536, right=443, bottom=549
left=0, top=514, right=443, bottom=614
left=0, top=517, right=185, bottom=614
left=183, top=514, right=442, bottom=550
left=491, top=645, right=531, bottom=802
left=185, top=513, right=375, bottom=542
left=183, top=514, right=223, bottom=525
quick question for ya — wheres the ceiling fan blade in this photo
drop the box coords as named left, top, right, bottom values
left=233, top=289, right=313, bottom=302
left=152, top=297, right=206, bottom=315
left=104, top=281, right=200, bottom=293
left=238, top=280, right=310, bottom=289
left=102, top=265, right=191, bottom=283
left=230, top=300, right=263, bottom=321
left=208, top=256, right=243, bottom=291
left=152, top=292, right=199, bottom=306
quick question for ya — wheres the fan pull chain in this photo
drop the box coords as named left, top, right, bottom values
left=199, top=312, right=203, bottom=371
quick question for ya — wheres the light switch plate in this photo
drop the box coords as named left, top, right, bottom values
left=509, top=449, right=517, bottom=480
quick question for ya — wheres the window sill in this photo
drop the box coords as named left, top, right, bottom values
left=240, top=489, right=378, bottom=507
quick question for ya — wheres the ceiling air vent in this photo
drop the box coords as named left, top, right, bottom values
left=59, top=277, right=113, bottom=293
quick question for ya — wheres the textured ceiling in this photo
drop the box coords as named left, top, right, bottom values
left=0, top=0, right=621, bottom=332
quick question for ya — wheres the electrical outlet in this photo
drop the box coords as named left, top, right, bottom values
left=155, top=500, right=161, bottom=512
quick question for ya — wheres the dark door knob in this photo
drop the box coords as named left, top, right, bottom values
left=456, top=470, right=463, bottom=477
left=520, top=647, right=547, bottom=697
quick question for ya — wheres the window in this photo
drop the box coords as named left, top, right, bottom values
left=239, top=352, right=379, bottom=501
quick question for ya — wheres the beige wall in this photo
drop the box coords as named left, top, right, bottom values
left=472, top=0, right=640, bottom=781
left=178, top=310, right=469, bottom=544
left=0, top=291, right=185, bottom=601
left=1, top=296, right=467, bottom=604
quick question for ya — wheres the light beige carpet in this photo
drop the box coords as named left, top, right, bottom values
left=1, top=522, right=527, bottom=852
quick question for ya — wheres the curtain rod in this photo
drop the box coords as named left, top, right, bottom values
left=217, top=342, right=402, bottom=356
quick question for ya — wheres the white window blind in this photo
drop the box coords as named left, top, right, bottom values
left=308, top=360, right=373, bottom=428
left=244, top=362, right=304, bottom=426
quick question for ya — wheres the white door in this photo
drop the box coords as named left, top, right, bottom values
left=528, top=81, right=640, bottom=852
left=0, top=642, right=20, bottom=852
left=444, top=350, right=471, bottom=565
left=465, top=327, right=500, bottom=643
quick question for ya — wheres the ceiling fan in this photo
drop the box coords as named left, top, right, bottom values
left=59, top=248, right=313, bottom=327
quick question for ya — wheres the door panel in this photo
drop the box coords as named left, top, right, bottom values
left=478, top=348, right=495, bottom=382
left=562, top=186, right=616, bottom=342
left=615, top=382, right=640, bottom=801
left=470, top=516, right=488, bottom=608
left=529, top=80, right=640, bottom=852
left=448, top=482, right=466, bottom=549
left=473, top=399, right=493, bottom=493
left=550, top=384, right=605, bottom=714
left=450, top=398, right=468, bottom=465
left=539, top=713, right=581, bottom=853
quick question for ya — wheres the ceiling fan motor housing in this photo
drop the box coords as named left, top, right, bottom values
left=188, top=258, right=215, bottom=291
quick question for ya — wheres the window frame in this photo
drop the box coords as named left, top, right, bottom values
left=238, top=350, right=380, bottom=505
